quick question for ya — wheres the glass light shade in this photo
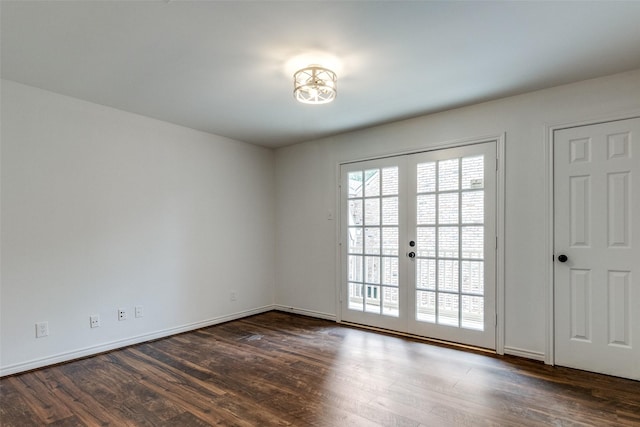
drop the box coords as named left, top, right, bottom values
left=293, top=66, right=337, bottom=104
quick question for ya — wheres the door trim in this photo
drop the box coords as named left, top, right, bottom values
left=544, top=110, right=640, bottom=366
left=335, top=133, right=506, bottom=355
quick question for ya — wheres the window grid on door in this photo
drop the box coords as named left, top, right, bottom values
left=347, top=167, right=400, bottom=317
left=415, top=155, right=485, bottom=330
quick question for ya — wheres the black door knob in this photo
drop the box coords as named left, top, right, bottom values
left=409, top=240, right=416, bottom=247
left=557, top=254, right=568, bottom=263
left=408, top=252, right=416, bottom=258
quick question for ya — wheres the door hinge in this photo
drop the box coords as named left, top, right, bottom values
left=496, top=158, right=499, bottom=171
left=496, top=236, right=498, bottom=250
left=495, top=313, right=498, bottom=327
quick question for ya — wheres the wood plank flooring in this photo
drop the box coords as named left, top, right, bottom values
left=1, top=311, right=639, bottom=426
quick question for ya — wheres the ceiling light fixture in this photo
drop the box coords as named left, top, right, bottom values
left=293, top=65, right=337, bottom=104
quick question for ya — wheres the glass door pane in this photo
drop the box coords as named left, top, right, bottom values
left=341, top=157, right=407, bottom=331
left=346, top=167, right=400, bottom=317
left=407, top=142, right=496, bottom=349
left=413, top=155, right=485, bottom=329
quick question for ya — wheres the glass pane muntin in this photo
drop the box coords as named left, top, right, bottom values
left=347, top=166, right=400, bottom=316
left=415, top=155, right=485, bottom=330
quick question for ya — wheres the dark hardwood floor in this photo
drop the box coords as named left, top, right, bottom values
left=1, top=311, right=639, bottom=426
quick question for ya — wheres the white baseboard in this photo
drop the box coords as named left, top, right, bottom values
left=272, top=305, right=337, bottom=321
left=504, top=346, right=546, bottom=362
left=7, top=306, right=533, bottom=376
left=0, top=305, right=275, bottom=377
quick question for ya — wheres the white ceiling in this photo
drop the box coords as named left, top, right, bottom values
left=2, top=1, right=640, bottom=148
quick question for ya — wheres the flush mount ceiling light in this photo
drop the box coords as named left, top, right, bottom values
left=293, top=65, right=337, bottom=104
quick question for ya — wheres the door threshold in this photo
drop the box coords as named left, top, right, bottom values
left=338, top=320, right=496, bottom=355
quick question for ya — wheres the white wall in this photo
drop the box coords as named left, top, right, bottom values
left=274, top=69, right=640, bottom=359
left=3, top=70, right=639, bottom=376
left=0, top=80, right=276, bottom=375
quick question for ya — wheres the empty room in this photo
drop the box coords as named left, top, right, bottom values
left=1, top=1, right=640, bottom=426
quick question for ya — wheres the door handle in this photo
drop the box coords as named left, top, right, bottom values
left=408, top=252, right=416, bottom=258
left=557, top=254, right=568, bottom=263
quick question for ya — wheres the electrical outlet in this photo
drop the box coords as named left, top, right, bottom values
left=134, top=305, right=143, bottom=318
left=36, top=321, right=49, bottom=338
left=118, top=308, right=127, bottom=321
left=90, top=315, right=101, bottom=328
left=230, top=291, right=237, bottom=302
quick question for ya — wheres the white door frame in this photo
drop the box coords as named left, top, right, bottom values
left=544, top=110, right=640, bottom=366
left=335, top=133, right=506, bottom=355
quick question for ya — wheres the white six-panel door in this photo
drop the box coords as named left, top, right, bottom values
left=554, top=118, right=640, bottom=380
left=341, top=142, right=497, bottom=349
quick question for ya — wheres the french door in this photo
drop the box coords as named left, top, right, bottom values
left=340, top=142, right=496, bottom=349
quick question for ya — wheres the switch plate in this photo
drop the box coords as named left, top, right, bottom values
left=230, top=291, right=237, bottom=301
left=134, top=305, right=143, bottom=318
left=36, top=321, right=49, bottom=338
